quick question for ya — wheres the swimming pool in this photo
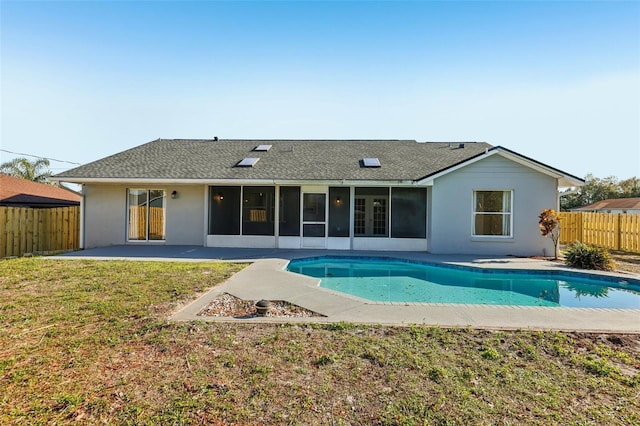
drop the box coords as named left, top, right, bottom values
left=286, top=257, right=640, bottom=309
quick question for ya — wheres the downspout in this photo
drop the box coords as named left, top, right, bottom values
left=203, top=185, right=209, bottom=247
left=349, top=186, right=355, bottom=250
left=555, top=179, right=560, bottom=259
left=274, top=185, right=280, bottom=248
left=79, top=184, right=86, bottom=249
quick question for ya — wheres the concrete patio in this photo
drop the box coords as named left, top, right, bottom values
left=56, top=246, right=640, bottom=333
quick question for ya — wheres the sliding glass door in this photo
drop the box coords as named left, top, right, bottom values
left=128, top=189, right=166, bottom=241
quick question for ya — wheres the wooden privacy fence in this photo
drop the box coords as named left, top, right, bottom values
left=0, top=206, right=80, bottom=258
left=558, top=212, right=640, bottom=253
left=128, top=206, right=165, bottom=240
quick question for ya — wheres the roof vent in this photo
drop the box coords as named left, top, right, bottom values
left=362, top=157, right=381, bottom=168
left=213, top=136, right=219, bottom=141
left=236, top=157, right=260, bottom=167
left=458, top=143, right=465, bottom=149
left=253, top=144, right=272, bottom=152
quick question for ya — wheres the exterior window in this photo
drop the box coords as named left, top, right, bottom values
left=473, top=190, right=512, bottom=237
left=128, top=189, right=165, bottom=241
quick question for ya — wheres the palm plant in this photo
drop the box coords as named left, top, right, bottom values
left=0, top=157, right=52, bottom=183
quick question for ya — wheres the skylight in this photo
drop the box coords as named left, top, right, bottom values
left=253, top=144, right=272, bottom=152
left=236, top=158, right=260, bottom=167
left=362, top=157, right=381, bottom=168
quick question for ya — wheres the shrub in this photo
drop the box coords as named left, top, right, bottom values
left=563, top=242, right=614, bottom=271
left=538, top=208, right=560, bottom=259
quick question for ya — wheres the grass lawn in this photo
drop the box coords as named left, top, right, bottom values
left=1, top=258, right=639, bottom=425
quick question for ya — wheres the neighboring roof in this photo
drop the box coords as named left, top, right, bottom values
left=573, top=197, right=640, bottom=211
left=0, top=174, right=81, bottom=207
left=52, top=139, right=583, bottom=186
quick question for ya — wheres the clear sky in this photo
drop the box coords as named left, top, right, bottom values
left=1, top=1, right=639, bottom=180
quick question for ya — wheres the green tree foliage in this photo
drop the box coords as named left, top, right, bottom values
left=560, top=174, right=640, bottom=211
left=0, top=157, right=52, bottom=183
left=619, top=177, right=640, bottom=197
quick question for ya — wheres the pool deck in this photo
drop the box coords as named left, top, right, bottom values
left=56, top=246, right=640, bottom=333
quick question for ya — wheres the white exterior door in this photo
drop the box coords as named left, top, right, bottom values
left=302, top=192, right=327, bottom=248
left=354, top=195, right=388, bottom=237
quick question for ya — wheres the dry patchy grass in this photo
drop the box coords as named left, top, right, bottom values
left=611, top=251, right=640, bottom=275
left=1, top=258, right=639, bottom=425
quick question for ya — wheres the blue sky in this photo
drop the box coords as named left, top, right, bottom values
left=1, top=1, right=639, bottom=180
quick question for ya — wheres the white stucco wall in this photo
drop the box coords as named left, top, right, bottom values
left=83, top=184, right=205, bottom=248
left=429, top=154, right=557, bottom=256
left=83, top=185, right=127, bottom=248
left=165, top=186, right=206, bottom=245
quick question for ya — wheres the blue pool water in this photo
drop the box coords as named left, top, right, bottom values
left=286, top=257, right=640, bottom=308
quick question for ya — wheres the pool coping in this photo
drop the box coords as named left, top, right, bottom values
left=169, top=254, right=640, bottom=333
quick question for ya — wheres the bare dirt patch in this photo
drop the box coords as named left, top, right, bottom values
left=197, top=292, right=324, bottom=318
left=611, top=251, right=640, bottom=275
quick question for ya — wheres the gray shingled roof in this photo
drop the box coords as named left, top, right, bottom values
left=55, top=139, right=493, bottom=182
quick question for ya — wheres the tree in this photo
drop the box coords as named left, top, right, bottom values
left=560, top=174, right=640, bottom=210
left=0, top=157, right=52, bottom=183
left=619, top=177, right=640, bottom=198
left=539, top=208, right=560, bottom=259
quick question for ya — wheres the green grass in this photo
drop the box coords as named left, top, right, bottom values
left=1, top=258, right=639, bottom=425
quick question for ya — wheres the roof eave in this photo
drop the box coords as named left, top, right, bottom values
left=50, top=177, right=422, bottom=186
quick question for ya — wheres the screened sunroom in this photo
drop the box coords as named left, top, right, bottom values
left=206, top=185, right=428, bottom=250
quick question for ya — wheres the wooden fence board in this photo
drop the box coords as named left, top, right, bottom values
left=0, top=207, right=6, bottom=258
left=36, top=209, right=45, bottom=252
left=68, top=207, right=75, bottom=250
left=11, top=208, right=19, bottom=257
left=55, top=208, right=63, bottom=251
left=20, top=208, right=29, bottom=255
left=0, top=206, right=80, bottom=258
left=53, top=208, right=61, bottom=251
left=26, top=208, right=34, bottom=254
left=620, top=214, right=640, bottom=252
left=47, top=208, right=53, bottom=250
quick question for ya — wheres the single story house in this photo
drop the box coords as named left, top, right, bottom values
left=0, top=174, right=81, bottom=208
left=52, top=139, right=583, bottom=255
left=571, top=197, right=640, bottom=214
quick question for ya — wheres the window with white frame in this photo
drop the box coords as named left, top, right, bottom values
left=473, top=190, right=512, bottom=237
